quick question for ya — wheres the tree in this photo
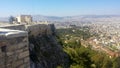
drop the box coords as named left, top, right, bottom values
left=102, top=57, right=113, bottom=68
left=9, top=16, right=15, bottom=24
left=112, top=57, right=120, bottom=68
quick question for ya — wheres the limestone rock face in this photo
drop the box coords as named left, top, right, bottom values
left=28, top=24, right=68, bottom=68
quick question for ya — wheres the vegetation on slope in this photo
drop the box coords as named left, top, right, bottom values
left=29, top=35, right=69, bottom=68
left=56, top=27, right=120, bottom=68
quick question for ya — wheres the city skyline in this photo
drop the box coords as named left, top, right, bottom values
left=0, top=0, right=120, bottom=17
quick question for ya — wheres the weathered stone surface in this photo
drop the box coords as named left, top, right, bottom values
left=18, top=51, right=29, bottom=59
left=6, top=52, right=14, bottom=56
left=14, top=60, right=24, bottom=67
left=0, top=57, right=4, bottom=65
left=24, top=62, right=30, bottom=68
left=27, top=24, right=53, bottom=36
left=0, top=65, right=4, bottom=68
left=0, top=24, right=66, bottom=68
left=24, top=57, right=30, bottom=63
left=16, top=49, right=24, bottom=54
left=0, top=28, right=30, bottom=68
left=0, top=24, right=26, bottom=30
left=0, top=28, right=27, bottom=39
left=28, top=24, right=69, bottom=68
left=18, top=64, right=25, bottom=68
left=17, top=42, right=28, bottom=49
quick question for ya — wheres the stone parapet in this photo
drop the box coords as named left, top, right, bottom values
left=27, top=24, right=55, bottom=36
left=0, top=24, right=26, bottom=31
left=0, top=23, right=56, bottom=68
left=0, top=28, right=30, bottom=68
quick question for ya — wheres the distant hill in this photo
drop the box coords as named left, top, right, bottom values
left=0, top=17, right=9, bottom=22
left=32, top=15, right=120, bottom=22
left=1, top=15, right=120, bottom=23
left=32, top=15, right=64, bottom=21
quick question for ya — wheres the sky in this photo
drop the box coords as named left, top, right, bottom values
left=0, top=0, right=120, bottom=17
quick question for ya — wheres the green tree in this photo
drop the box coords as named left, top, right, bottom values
left=102, top=57, right=113, bottom=68
left=112, top=57, right=120, bottom=68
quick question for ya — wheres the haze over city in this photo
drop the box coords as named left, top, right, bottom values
left=0, top=0, right=120, bottom=17
left=1, top=0, right=120, bottom=68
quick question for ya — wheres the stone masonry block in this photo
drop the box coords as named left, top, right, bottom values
left=18, top=51, right=29, bottom=59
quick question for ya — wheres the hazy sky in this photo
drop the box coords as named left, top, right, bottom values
left=0, top=0, right=120, bottom=17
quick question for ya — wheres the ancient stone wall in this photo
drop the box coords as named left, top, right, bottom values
left=0, top=24, right=26, bottom=30
left=0, top=29, right=30, bottom=68
left=27, top=24, right=68, bottom=68
left=27, top=24, right=55, bottom=36
left=0, top=24, right=65, bottom=68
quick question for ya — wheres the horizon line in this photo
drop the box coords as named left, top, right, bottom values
left=1, top=14, right=120, bottom=18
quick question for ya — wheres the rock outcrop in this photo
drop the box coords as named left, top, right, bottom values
left=28, top=24, right=68, bottom=68
left=0, top=24, right=69, bottom=68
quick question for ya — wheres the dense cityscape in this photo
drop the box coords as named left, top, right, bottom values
left=0, top=14, right=120, bottom=68
left=0, top=0, right=120, bottom=68
left=1, top=15, right=120, bottom=58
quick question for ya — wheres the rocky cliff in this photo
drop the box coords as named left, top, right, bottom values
left=0, top=24, right=69, bottom=68
left=28, top=24, right=68, bottom=68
